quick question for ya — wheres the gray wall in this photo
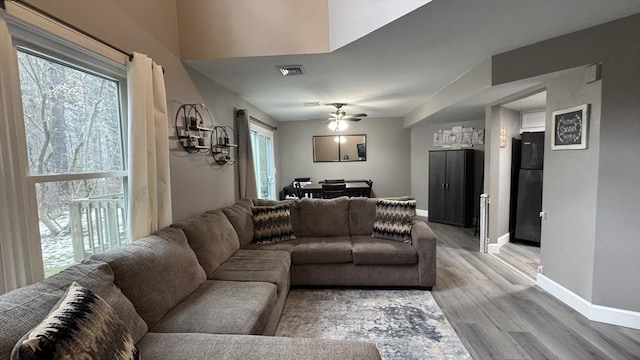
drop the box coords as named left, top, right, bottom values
left=410, top=119, right=485, bottom=214
left=30, top=0, right=280, bottom=222
left=279, top=117, right=411, bottom=198
left=492, top=14, right=640, bottom=312
left=486, top=107, right=521, bottom=243
left=542, top=70, right=601, bottom=303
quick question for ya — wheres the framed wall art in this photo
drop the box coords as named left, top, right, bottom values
left=551, top=104, right=589, bottom=150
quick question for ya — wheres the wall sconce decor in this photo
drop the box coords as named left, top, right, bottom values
left=211, top=126, right=237, bottom=165
left=175, top=104, right=214, bottom=153
left=174, top=103, right=237, bottom=165
left=500, top=126, right=507, bottom=148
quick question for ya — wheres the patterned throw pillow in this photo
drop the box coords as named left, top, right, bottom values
left=252, top=204, right=296, bottom=244
left=12, top=282, right=139, bottom=360
left=371, top=199, right=417, bottom=242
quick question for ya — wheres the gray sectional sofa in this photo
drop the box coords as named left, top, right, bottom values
left=0, top=196, right=436, bottom=359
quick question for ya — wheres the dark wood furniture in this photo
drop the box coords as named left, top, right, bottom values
left=428, top=149, right=474, bottom=227
left=322, top=183, right=348, bottom=198
left=301, top=182, right=371, bottom=198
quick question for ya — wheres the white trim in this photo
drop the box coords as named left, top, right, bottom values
left=537, top=274, right=640, bottom=330
left=416, top=209, right=428, bottom=218
left=488, top=232, right=510, bottom=254
left=27, top=171, right=128, bottom=184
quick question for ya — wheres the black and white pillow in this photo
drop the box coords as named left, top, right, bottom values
left=12, top=282, right=139, bottom=360
left=252, top=204, right=296, bottom=244
left=371, top=199, right=416, bottom=242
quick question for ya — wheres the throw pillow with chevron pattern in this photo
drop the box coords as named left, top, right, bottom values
left=372, top=199, right=416, bottom=242
left=12, top=282, right=139, bottom=360
left=252, top=204, right=296, bottom=244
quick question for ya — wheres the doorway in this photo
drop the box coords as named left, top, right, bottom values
left=492, top=91, right=547, bottom=280
left=250, top=123, right=276, bottom=200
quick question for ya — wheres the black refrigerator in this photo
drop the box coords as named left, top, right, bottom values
left=514, top=132, right=544, bottom=243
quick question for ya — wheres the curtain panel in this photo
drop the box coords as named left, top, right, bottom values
left=236, top=109, right=258, bottom=199
left=0, top=17, right=43, bottom=292
left=127, top=52, right=172, bottom=240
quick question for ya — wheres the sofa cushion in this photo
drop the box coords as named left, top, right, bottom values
left=299, top=197, right=350, bottom=237
left=12, top=282, right=139, bottom=360
left=42, top=260, right=148, bottom=343
left=371, top=199, right=416, bottom=242
left=252, top=204, right=296, bottom=244
left=91, top=227, right=206, bottom=329
left=348, top=197, right=377, bottom=235
left=243, top=238, right=299, bottom=252
left=210, top=249, right=290, bottom=295
left=172, top=210, right=240, bottom=276
left=351, top=235, right=418, bottom=265
left=291, top=236, right=353, bottom=264
left=137, top=333, right=381, bottom=360
left=220, top=204, right=254, bottom=247
left=252, top=199, right=301, bottom=236
left=150, top=280, right=277, bottom=335
left=0, top=283, right=62, bottom=359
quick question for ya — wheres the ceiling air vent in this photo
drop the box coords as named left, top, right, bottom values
left=278, top=65, right=304, bottom=77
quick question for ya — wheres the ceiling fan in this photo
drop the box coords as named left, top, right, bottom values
left=327, top=103, right=367, bottom=131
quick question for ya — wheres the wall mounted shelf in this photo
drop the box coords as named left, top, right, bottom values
left=175, top=103, right=215, bottom=154
left=211, top=126, right=237, bottom=165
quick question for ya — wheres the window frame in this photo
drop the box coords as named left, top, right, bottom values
left=0, top=4, right=129, bottom=285
left=250, top=122, right=276, bottom=200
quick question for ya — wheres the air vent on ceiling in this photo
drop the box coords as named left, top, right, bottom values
left=278, top=65, right=304, bottom=77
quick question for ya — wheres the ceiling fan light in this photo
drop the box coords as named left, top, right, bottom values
left=328, top=120, right=348, bottom=131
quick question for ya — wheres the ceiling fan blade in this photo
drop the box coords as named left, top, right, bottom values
left=351, top=113, right=368, bottom=118
left=346, top=118, right=362, bottom=122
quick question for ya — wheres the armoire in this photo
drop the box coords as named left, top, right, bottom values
left=428, top=149, right=475, bottom=227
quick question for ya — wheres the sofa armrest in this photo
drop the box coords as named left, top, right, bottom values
left=411, top=219, right=437, bottom=288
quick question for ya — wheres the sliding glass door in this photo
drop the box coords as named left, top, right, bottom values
left=250, top=124, right=276, bottom=200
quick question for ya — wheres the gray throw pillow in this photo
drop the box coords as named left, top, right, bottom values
left=11, top=282, right=139, bottom=360
left=252, top=204, right=296, bottom=244
left=371, top=199, right=416, bottom=242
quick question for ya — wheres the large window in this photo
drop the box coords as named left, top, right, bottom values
left=16, top=49, right=127, bottom=277
left=250, top=123, right=276, bottom=200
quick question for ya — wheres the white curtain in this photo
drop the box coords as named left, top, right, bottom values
left=236, top=109, right=258, bottom=199
left=0, top=17, right=42, bottom=292
left=127, top=52, right=172, bottom=240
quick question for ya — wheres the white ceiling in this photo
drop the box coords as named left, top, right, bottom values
left=503, top=91, right=547, bottom=113
left=185, top=0, right=639, bottom=123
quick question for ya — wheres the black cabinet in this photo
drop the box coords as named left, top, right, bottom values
left=428, top=149, right=474, bottom=227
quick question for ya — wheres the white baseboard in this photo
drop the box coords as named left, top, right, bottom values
left=537, top=274, right=640, bottom=330
left=416, top=209, right=428, bottom=218
left=488, top=232, right=510, bottom=254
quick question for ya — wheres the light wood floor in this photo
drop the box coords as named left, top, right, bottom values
left=426, top=221, right=640, bottom=360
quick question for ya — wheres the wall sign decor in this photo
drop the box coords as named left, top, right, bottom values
left=433, top=127, right=483, bottom=148
left=551, top=104, right=589, bottom=150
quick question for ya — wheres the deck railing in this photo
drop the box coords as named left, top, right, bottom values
left=70, top=194, right=127, bottom=262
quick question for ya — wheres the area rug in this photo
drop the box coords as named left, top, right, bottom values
left=275, top=289, right=472, bottom=360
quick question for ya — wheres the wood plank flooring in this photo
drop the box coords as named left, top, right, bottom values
left=492, top=240, right=541, bottom=281
left=426, top=221, right=640, bottom=360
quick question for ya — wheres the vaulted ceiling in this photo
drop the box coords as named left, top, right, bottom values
left=180, top=0, right=639, bottom=124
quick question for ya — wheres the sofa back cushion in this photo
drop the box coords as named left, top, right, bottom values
left=172, top=210, right=240, bottom=276
left=91, top=227, right=206, bottom=329
left=12, top=282, right=140, bottom=360
left=348, top=197, right=377, bottom=235
left=220, top=204, right=254, bottom=248
left=0, top=282, right=62, bottom=358
left=42, top=260, right=148, bottom=343
left=299, top=197, right=350, bottom=237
